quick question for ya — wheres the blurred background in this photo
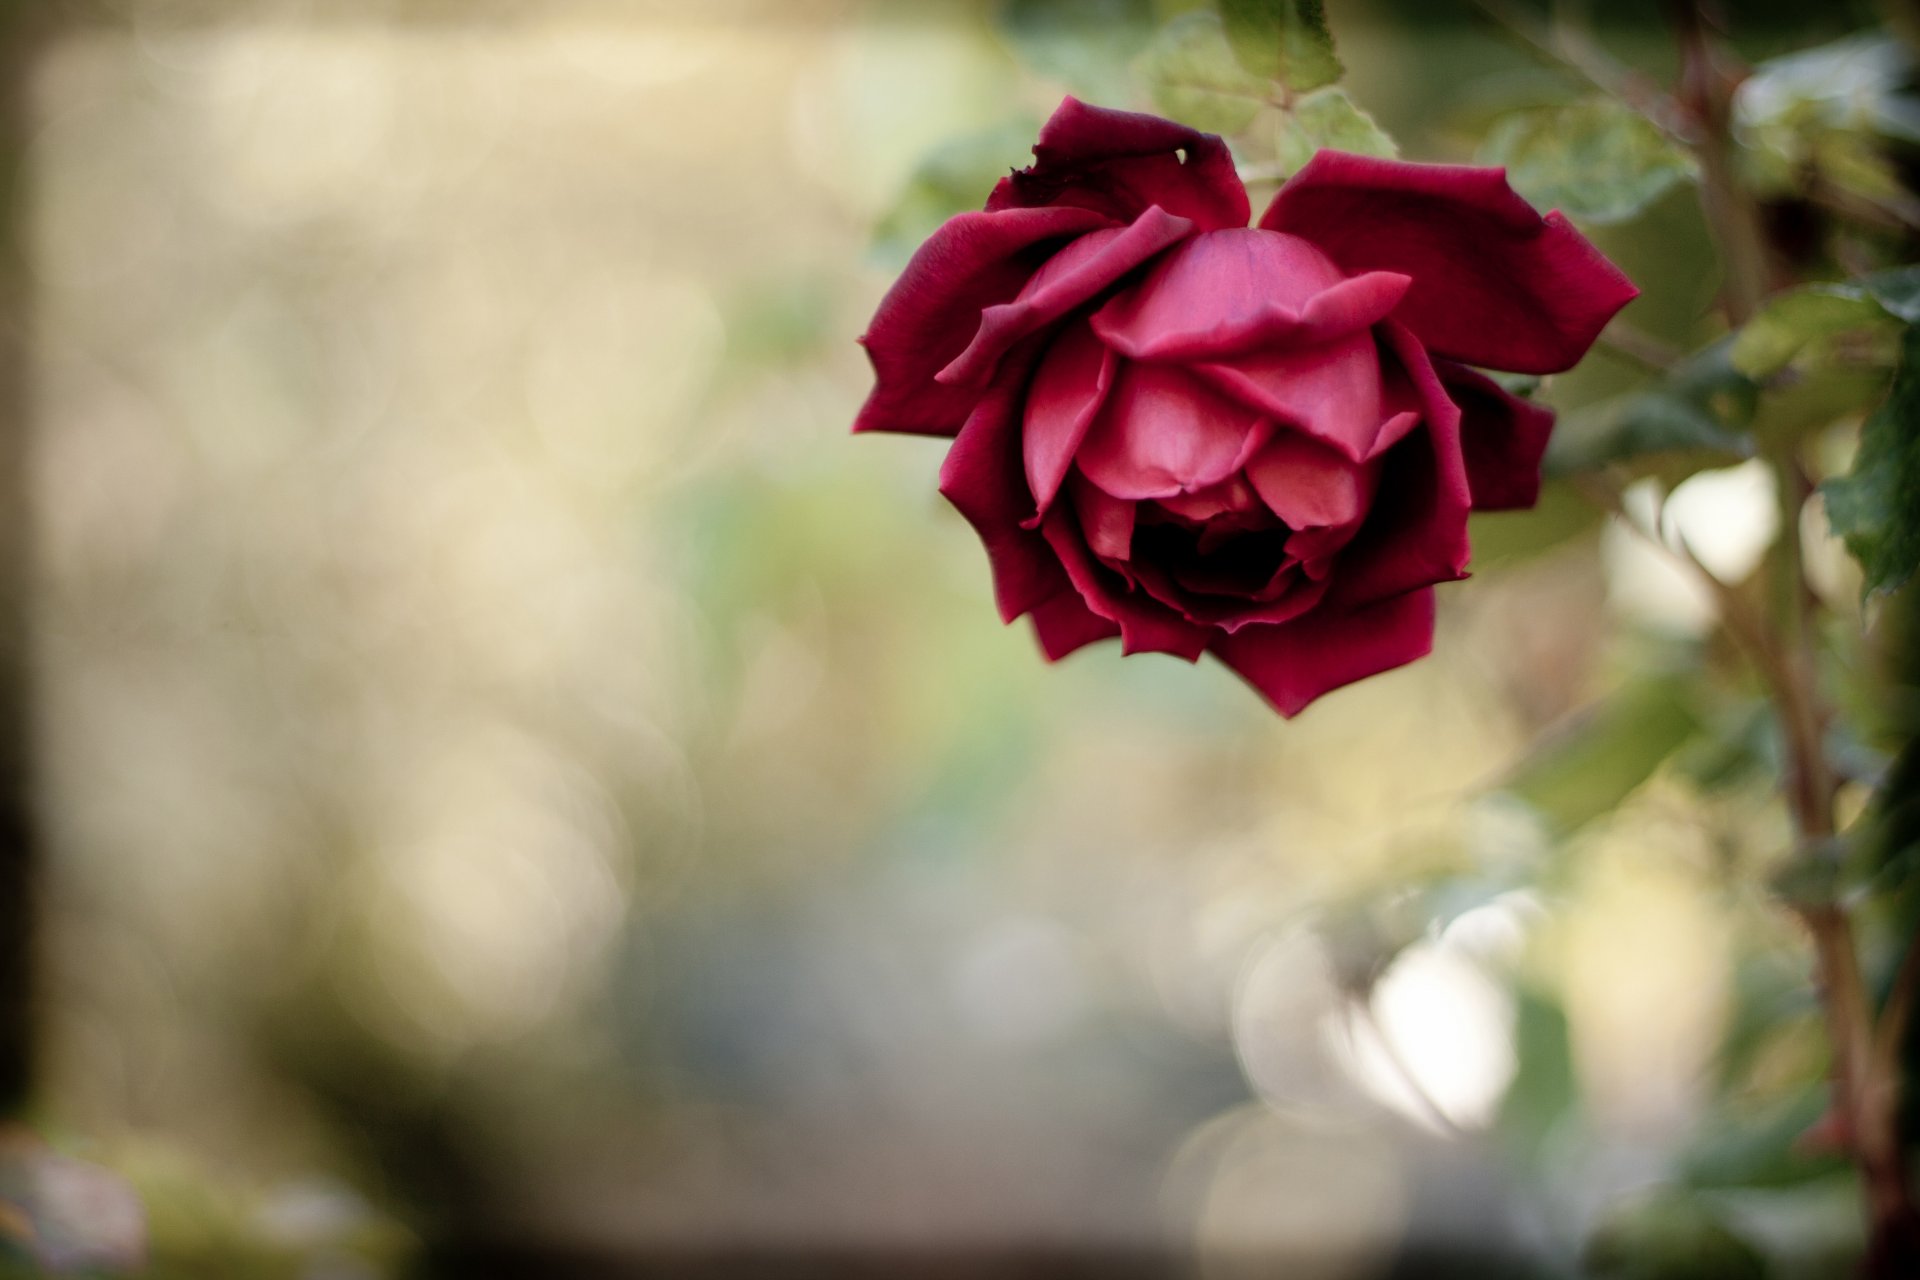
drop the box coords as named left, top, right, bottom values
left=0, top=0, right=1909, bottom=1276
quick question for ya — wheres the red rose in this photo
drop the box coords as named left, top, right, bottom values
left=855, top=98, right=1636, bottom=715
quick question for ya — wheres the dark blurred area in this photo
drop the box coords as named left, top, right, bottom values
left=0, top=1, right=1908, bottom=1277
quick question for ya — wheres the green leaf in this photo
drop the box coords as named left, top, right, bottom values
left=1546, top=339, right=1757, bottom=476
left=1138, top=10, right=1271, bottom=136
left=1738, top=35, right=1920, bottom=209
left=1862, top=264, right=1920, bottom=323
left=1821, top=324, right=1920, bottom=599
left=1217, top=0, right=1342, bottom=95
left=1732, top=285, right=1895, bottom=380
left=1683, top=1088, right=1845, bottom=1190
left=1502, top=672, right=1702, bottom=835
left=1477, top=99, right=1695, bottom=226
left=870, top=118, right=1040, bottom=266
left=1584, top=1187, right=1767, bottom=1280
left=996, top=0, right=1156, bottom=99
left=1272, top=87, right=1396, bottom=175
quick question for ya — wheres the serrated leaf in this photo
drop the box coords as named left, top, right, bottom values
left=1821, top=324, right=1920, bottom=599
left=1272, top=86, right=1396, bottom=175
left=1218, top=0, right=1341, bottom=95
left=1478, top=99, right=1695, bottom=225
left=1138, top=10, right=1271, bottom=136
left=1502, top=672, right=1702, bottom=835
left=1732, top=285, right=1895, bottom=379
left=996, top=0, right=1156, bottom=99
left=1546, top=339, right=1757, bottom=476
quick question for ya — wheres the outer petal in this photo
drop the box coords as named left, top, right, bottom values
left=1029, top=590, right=1120, bottom=661
left=938, top=206, right=1194, bottom=389
left=1041, top=510, right=1210, bottom=660
left=1433, top=360, right=1557, bottom=512
left=1323, top=323, right=1473, bottom=608
left=987, top=96, right=1250, bottom=232
left=1075, top=363, right=1270, bottom=500
left=854, top=205, right=1114, bottom=436
left=1022, top=320, right=1118, bottom=518
left=936, top=339, right=1068, bottom=622
left=1260, top=152, right=1638, bottom=375
left=1091, top=229, right=1408, bottom=362
left=1210, top=588, right=1437, bottom=717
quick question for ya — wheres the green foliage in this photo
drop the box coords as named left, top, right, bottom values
left=1216, top=0, right=1342, bottom=94
left=1821, top=324, right=1920, bottom=599
left=996, top=0, right=1157, bottom=100
left=1138, top=10, right=1270, bottom=135
left=1502, top=671, right=1703, bottom=835
left=1496, top=989, right=1579, bottom=1154
left=1737, top=34, right=1920, bottom=209
left=1271, top=87, right=1397, bottom=174
left=1583, top=1187, right=1767, bottom=1280
left=1732, top=285, right=1895, bottom=381
left=1546, top=339, right=1757, bottom=477
left=1478, top=99, right=1696, bottom=226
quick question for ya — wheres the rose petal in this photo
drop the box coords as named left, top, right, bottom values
left=1022, top=320, right=1118, bottom=518
left=1210, top=587, right=1438, bottom=717
left=1433, top=360, right=1558, bottom=512
left=1131, top=552, right=1330, bottom=631
left=1029, top=589, right=1120, bottom=660
left=1260, top=152, right=1638, bottom=375
left=854, top=205, right=1115, bottom=437
left=1069, top=471, right=1137, bottom=562
left=1092, top=229, right=1409, bottom=361
left=988, top=96, right=1250, bottom=232
left=1153, top=474, right=1263, bottom=525
left=1186, top=332, right=1385, bottom=463
left=1244, top=429, right=1380, bottom=530
left=1041, top=510, right=1209, bottom=660
left=1322, top=323, right=1473, bottom=608
left=937, top=339, right=1071, bottom=622
left=1074, top=362, right=1272, bottom=500
left=939, top=207, right=1194, bottom=389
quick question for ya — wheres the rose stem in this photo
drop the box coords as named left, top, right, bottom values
left=1665, top=0, right=1920, bottom=1270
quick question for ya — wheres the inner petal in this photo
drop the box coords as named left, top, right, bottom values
left=1074, top=361, right=1270, bottom=500
left=1022, top=319, right=1116, bottom=518
left=1187, top=331, right=1387, bottom=462
left=1244, top=429, right=1382, bottom=530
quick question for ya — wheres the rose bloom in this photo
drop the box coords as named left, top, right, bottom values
left=855, top=99, right=1636, bottom=715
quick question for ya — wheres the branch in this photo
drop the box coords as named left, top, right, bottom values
left=1469, top=0, right=1689, bottom=143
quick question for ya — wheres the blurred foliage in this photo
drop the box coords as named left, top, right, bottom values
left=1479, top=99, right=1695, bottom=225
left=1215, top=0, right=1339, bottom=94
left=12, top=1, right=1920, bottom=1278
left=1545, top=339, right=1756, bottom=477
left=1822, top=325, right=1920, bottom=598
